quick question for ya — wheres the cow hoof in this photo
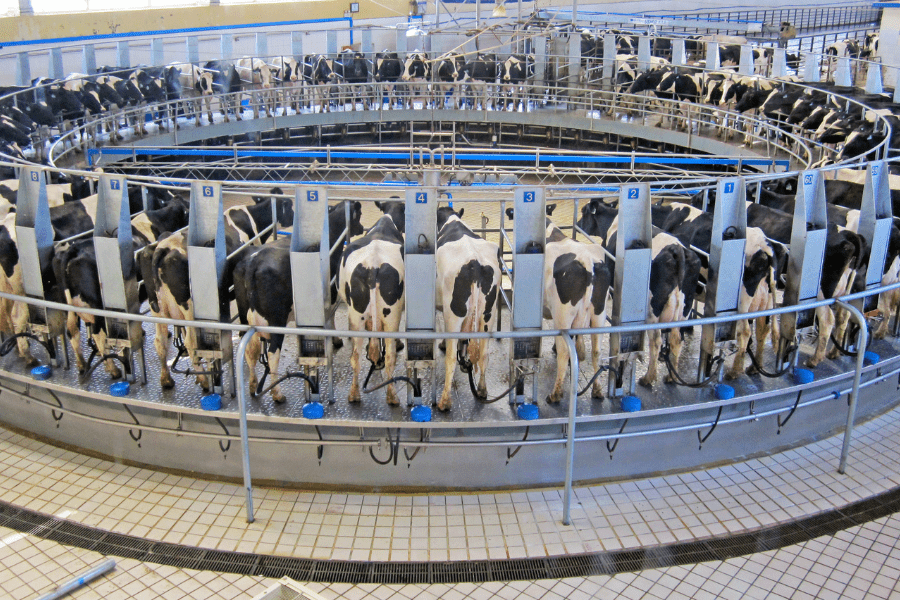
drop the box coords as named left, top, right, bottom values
left=591, top=386, right=604, bottom=400
left=386, top=393, right=399, bottom=406
left=725, top=369, right=741, bottom=381
left=331, top=338, right=344, bottom=351
left=805, top=358, right=820, bottom=369
left=638, top=376, right=653, bottom=388
left=23, top=355, right=39, bottom=368
left=108, top=367, right=122, bottom=380
left=438, top=398, right=451, bottom=412
left=272, top=393, right=286, bottom=404
left=826, top=348, right=840, bottom=360
left=160, top=377, right=175, bottom=390
left=545, top=394, right=560, bottom=404
left=438, top=340, right=446, bottom=353
left=348, top=392, right=361, bottom=403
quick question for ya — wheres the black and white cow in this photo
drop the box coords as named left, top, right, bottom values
left=374, top=51, right=404, bottom=107
left=460, top=54, right=499, bottom=110
left=302, top=55, right=338, bottom=113
left=233, top=200, right=364, bottom=400
left=433, top=53, right=463, bottom=109
left=270, top=56, right=301, bottom=112
left=499, top=54, right=534, bottom=111
left=235, top=57, right=275, bottom=118
left=223, top=188, right=291, bottom=246
left=543, top=220, right=611, bottom=401
left=660, top=202, right=786, bottom=379
left=333, top=50, right=369, bottom=108
left=166, top=62, right=215, bottom=126
left=434, top=207, right=500, bottom=411
left=400, top=51, right=430, bottom=109
left=746, top=202, right=867, bottom=367
left=339, top=213, right=405, bottom=405
left=202, top=61, right=243, bottom=122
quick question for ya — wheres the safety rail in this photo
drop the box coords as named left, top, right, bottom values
left=37, top=80, right=826, bottom=169
left=0, top=273, right=895, bottom=524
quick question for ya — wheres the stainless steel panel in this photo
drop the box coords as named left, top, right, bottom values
left=835, top=56, right=852, bottom=87
left=772, top=48, right=788, bottom=77
left=188, top=246, right=223, bottom=321
left=255, top=33, right=268, bottom=57
left=116, top=41, right=130, bottom=70
left=95, top=237, right=129, bottom=311
left=738, top=45, right=754, bottom=76
left=15, top=167, right=53, bottom=299
left=705, top=41, right=720, bottom=70
left=49, top=48, right=63, bottom=80
left=804, top=54, right=820, bottom=82
left=637, top=36, right=651, bottom=71
left=868, top=219, right=892, bottom=288
left=291, top=31, right=303, bottom=58
left=16, top=53, right=30, bottom=87
left=602, top=34, right=616, bottom=81
left=186, top=37, right=199, bottom=64
left=715, top=239, right=746, bottom=313
left=512, top=254, right=544, bottom=330
left=671, top=38, right=686, bottom=66
left=406, top=254, right=435, bottom=331
left=798, top=228, right=828, bottom=301
left=513, top=188, right=545, bottom=253
left=291, top=253, right=327, bottom=328
left=620, top=248, right=652, bottom=324
left=404, top=188, right=437, bottom=255
left=187, top=182, right=225, bottom=322
left=81, top=45, right=96, bottom=76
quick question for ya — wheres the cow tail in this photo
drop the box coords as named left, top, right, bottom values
left=367, top=281, right=381, bottom=362
left=674, top=245, right=687, bottom=319
left=466, top=281, right=484, bottom=368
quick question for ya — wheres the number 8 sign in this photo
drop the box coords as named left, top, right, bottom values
left=804, top=173, right=814, bottom=186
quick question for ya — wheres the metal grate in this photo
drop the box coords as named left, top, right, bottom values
left=1, top=485, right=899, bottom=584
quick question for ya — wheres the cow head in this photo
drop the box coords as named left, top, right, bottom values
left=195, top=71, right=215, bottom=96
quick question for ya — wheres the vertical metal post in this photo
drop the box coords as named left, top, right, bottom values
left=837, top=301, right=868, bottom=475
left=562, top=333, right=579, bottom=526
left=49, top=47, right=63, bottom=80
left=16, top=52, right=30, bottom=87
left=256, top=33, right=268, bottom=58
left=151, top=38, right=165, bottom=67
left=326, top=30, right=338, bottom=56
left=186, top=36, right=200, bottom=64
left=291, top=31, right=303, bottom=58
left=117, top=41, right=130, bottom=68
left=221, top=34, right=234, bottom=61
left=82, top=44, right=97, bottom=75
left=236, top=327, right=256, bottom=523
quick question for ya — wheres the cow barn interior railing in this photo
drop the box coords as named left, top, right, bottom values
left=0, top=7, right=899, bottom=525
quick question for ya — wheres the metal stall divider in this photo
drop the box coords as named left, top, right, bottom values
left=405, top=177, right=438, bottom=416
left=15, top=167, right=67, bottom=369
left=778, top=169, right=828, bottom=370
left=699, top=176, right=747, bottom=383
left=290, top=186, right=334, bottom=409
left=187, top=181, right=235, bottom=397
left=856, top=161, right=894, bottom=330
left=509, top=187, right=545, bottom=408
left=93, top=174, right=147, bottom=385
left=608, top=183, right=652, bottom=399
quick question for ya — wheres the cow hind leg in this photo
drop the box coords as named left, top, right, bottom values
left=827, top=305, right=853, bottom=360
left=590, top=332, right=604, bottom=399
left=66, top=312, right=86, bottom=374
left=349, top=335, right=362, bottom=402
left=268, top=334, right=286, bottom=403
left=92, top=324, right=121, bottom=380
left=727, top=319, right=751, bottom=380
left=155, top=323, right=175, bottom=389
left=639, top=330, right=661, bottom=387
left=384, top=339, right=399, bottom=406
left=547, top=335, right=568, bottom=403
left=807, top=306, right=834, bottom=368
left=244, top=331, right=261, bottom=395
left=663, top=330, right=683, bottom=384
left=439, top=338, right=456, bottom=412
left=9, top=302, right=37, bottom=366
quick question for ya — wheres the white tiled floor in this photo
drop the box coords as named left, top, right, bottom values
left=5, top=512, right=900, bottom=599
left=1, top=402, right=900, bottom=563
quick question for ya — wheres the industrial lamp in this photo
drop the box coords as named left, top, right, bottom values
left=492, top=0, right=507, bottom=17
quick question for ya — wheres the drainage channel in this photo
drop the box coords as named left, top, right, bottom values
left=1, top=490, right=899, bottom=584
